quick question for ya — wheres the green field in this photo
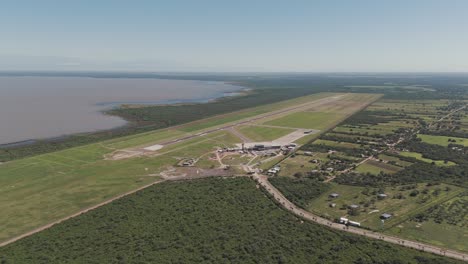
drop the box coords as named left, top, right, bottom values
left=355, top=160, right=402, bottom=175
left=0, top=178, right=457, bottom=263
left=388, top=193, right=468, bottom=253
left=0, top=129, right=241, bottom=242
left=399, top=151, right=456, bottom=166
left=306, top=183, right=463, bottom=230
left=265, top=111, right=342, bottom=130
left=314, top=139, right=362, bottom=149
left=378, top=154, right=413, bottom=167
left=389, top=220, right=467, bottom=253
left=417, top=134, right=468, bottom=147
left=178, top=92, right=334, bottom=132
left=238, top=125, right=294, bottom=141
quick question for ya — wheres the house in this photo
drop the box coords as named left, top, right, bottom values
left=304, top=151, right=313, bottom=156
left=329, top=193, right=339, bottom=198
left=329, top=203, right=336, bottom=208
left=349, top=204, right=360, bottom=209
left=326, top=167, right=334, bottom=172
left=380, top=213, right=392, bottom=220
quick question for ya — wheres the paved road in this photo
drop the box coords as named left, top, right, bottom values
left=253, top=174, right=468, bottom=262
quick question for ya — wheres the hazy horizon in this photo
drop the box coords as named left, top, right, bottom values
left=2, top=1, right=468, bottom=72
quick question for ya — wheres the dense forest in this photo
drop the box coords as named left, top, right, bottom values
left=0, top=178, right=458, bottom=264
left=269, top=177, right=330, bottom=208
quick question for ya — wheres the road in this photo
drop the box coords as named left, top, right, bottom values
left=253, top=174, right=468, bottom=262
left=0, top=179, right=165, bottom=248
left=326, top=103, right=467, bottom=182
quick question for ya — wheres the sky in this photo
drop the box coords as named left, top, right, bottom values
left=1, top=0, right=468, bottom=72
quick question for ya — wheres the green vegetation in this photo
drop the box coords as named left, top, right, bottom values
left=417, top=134, right=468, bottom=147
left=389, top=192, right=468, bottom=252
left=238, top=125, right=294, bottom=141
left=0, top=129, right=239, bottom=242
left=399, top=151, right=456, bottom=166
left=269, top=177, right=330, bottom=208
left=378, top=154, right=413, bottom=167
left=355, top=160, right=402, bottom=175
left=4, top=93, right=383, bottom=243
left=314, top=139, right=362, bottom=149
left=265, top=111, right=341, bottom=130
left=389, top=220, right=467, bottom=253
left=306, top=183, right=463, bottom=230
left=0, top=178, right=457, bottom=263
left=279, top=96, right=468, bottom=253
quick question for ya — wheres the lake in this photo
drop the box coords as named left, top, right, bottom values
left=0, top=76, right=243, bottom=145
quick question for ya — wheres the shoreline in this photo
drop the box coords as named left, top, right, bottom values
left=0, top=85, right=251, bottom=148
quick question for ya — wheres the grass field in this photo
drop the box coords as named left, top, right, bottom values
left=277, top=153, right=328, bottom=177
left=399, top=151, right=456, bottom=166
left=0, top=130, right=240, bottom=242
left=306, top=183, right=463, bottom=230
left=238, top=125, right=294, bottom=141
left=264, top=111, right=342, bottom=130
left=0, top=178, right=457, bottom=263
left=355, top=160, right=402, bottom=175
left=314, top=139, right=362, bottom=149
left=389, top=220, right=467, bottom=253
left=178, top=92, right=334, bottom=132
left=417, top=134, right=468, bottom=147
left=378, top=154, right=413, bottom=167
left=387, top=192, right=468, bottom=253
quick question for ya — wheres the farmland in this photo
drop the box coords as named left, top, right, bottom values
left=355, top=159, right=403, bottom=175
left=270, top=96, right=468, bottom=253
left=399, top=151, right=456, bottom=166
left=417, top=134, right=468, bottom=147
left=0, top=178, right=458, bottom=263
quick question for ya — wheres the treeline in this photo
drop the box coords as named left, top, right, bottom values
left=269, top=177, right=330, bottom=208
left=413, top=192, right=467, bottom=226
left=320, top=134, right=385, bottom=146
left=398, top=138, right=467, bottom=164
left=301, top=143, right=369, bottom=158
left=420, top=128, right=468, bottom=139
left=342, top=110, right=408, bottom=126
left=0, top=178, right=457, bottom=263
left=336, top=162, right=468, bottom=188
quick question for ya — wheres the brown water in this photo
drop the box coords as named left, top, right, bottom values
left=0, top=77, right=242, bottom=145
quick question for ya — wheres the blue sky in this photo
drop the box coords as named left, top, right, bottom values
left=1, top=0, right=468, bottom=72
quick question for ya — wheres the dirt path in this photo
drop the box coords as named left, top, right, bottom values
left=326, top=103, right=466, bottom=183
left=227, top=127, right=252, bottom=143
left=253, top=174, right=468, bottom=262
left=429, top=104, right=467, bottom=128
left=0, top=179, right=165, bottom=248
